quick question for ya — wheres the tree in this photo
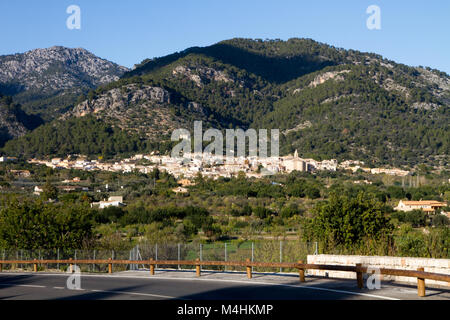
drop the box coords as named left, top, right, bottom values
left=41, top=181, right=58, bottom=200
left=280, top=204, right=302, bottom=218
left=0, top=199, right=94, bottom=249
left=253, top=206, right=272, bottom=219
left=305, top=185, right=321, bottom=199
left=432, top=214, right=450, bottom=228
left=391, top=210, right=427, bottom=227
left=304, top=192, right=393, bottom=248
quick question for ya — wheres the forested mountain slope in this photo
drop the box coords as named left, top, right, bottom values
left=4, top=39, right=449, bottom=166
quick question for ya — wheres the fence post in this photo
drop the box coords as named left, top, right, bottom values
left=150, top=258, right=155, bottom=275
left=33, top=259, right=38, bottom=272
left=69, top=258, right=73, bottom=273
left=155, top=244, right=158, bottom=269
left=251, top=242, right=254, bottom=272
left=108, top=258, right=112, bottom=274
left=199, top=244, right=203, bottom=271
left=356, top=263, right=364, bottom=289
left=224, top=243, right=227, bottom=272
left=129, top=248, right=132, bottom=271
left=196, top=258, right=201, bottom=277
left=178, top=244, right=181, bottom=270
left=57, top=248, right=59, bottom=270
left=417, top=267, right=426, bottom=297
left=279, top=240, right=283, bottom=273
left=0, top=248, right=3, bottom=271
left=111, top=250, right=114, bottom=273
left=298, top=260, right=305, bottom=282
left=246, top=259, right=252, bottom=279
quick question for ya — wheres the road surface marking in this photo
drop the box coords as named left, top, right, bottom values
left=0, top=272, right=403, bottom=300
left=0, top=276, right=177, bottom=299
left=90, top=289, right=176, bottom=299
left=0, top=283, right=46, bottom=288
left=133, top=276, right=400, bottom=300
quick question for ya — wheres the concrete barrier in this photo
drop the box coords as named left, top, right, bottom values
left=307, top=254, right=450, bottom=286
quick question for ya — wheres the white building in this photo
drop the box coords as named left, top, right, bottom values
left=282, top=150, right=309, bottom=173
left=34, top=186, right=43, bottom=195
left=91, top=196, right=125, bottom=209
left=394, top=200, right=446, bottom=213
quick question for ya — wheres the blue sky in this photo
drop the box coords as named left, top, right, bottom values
left=1, top=0, right=449, bottom=73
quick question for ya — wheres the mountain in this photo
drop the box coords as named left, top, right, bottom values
left=3, top=39, right=449, bottom=167
left=0, top=46, right=128, bottom=120
left=64, top=84, right=209, bottom=140
left=0, top=94, right=42, bottom=147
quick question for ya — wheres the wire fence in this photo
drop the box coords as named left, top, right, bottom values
left=0, top=240, right=318, bottom=274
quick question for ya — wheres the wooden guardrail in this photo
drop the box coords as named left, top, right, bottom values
left=0, top=258, right=448, bottom=297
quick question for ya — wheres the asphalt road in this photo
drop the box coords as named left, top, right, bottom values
left=0, top=271, right=449, bottom=300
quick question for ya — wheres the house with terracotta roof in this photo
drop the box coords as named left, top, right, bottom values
left=394, top=200, right=447, bottom=213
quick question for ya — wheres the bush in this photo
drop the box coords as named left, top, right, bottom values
left=394, top=225, right=427, bottom=257
left=432, top=214, right=450, bottom=227
left=305, top=186, right=321, bottom=199
left=280, top=205, right=302, bottom=218
left=95, top=206, right=126, bottom=224
left=230, top=205, right=252, bottom=217
left=391, top=210, right=427, bottom=227
left=253, top=206, right=273, bottom=219
left=0, top=199, right=94, bottom=249
left=304, top=192, right=393, bottom=248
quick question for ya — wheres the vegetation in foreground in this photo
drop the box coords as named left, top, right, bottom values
left=0, top=161, right=448, bottom=260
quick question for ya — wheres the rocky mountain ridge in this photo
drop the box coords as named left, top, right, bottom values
left=0, top=46, right=128, bottom=119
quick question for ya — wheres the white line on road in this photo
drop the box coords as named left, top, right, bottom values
left=132, top=276, right=401, bottom=300
left=0, top=282, right=176, bottom=299
left=0, top=283, right=46, bottom=288
left=90, top=289, right=176, bottom=299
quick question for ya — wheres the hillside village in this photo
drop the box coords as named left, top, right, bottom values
left=27, top=150, right=410, bottom=181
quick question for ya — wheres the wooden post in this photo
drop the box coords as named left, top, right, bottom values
left=150, top=258, right=155, bottom=275
left=246, top=259, right=252, bottom=279
left=356, top=263, right=364, bottom=289
left=417, top=267, right=425, bottom=297
left=108, top=258, right=112, bottom=274
left=298, top=260, right=305, bottom=282
left=69, top=258, right=73, bottom=273
left=33, top=259, right=38, bottom=273
left=196, top=258, right=201, bottom=277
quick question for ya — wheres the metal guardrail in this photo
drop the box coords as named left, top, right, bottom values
left=0, top=258, right=449, bottom=297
